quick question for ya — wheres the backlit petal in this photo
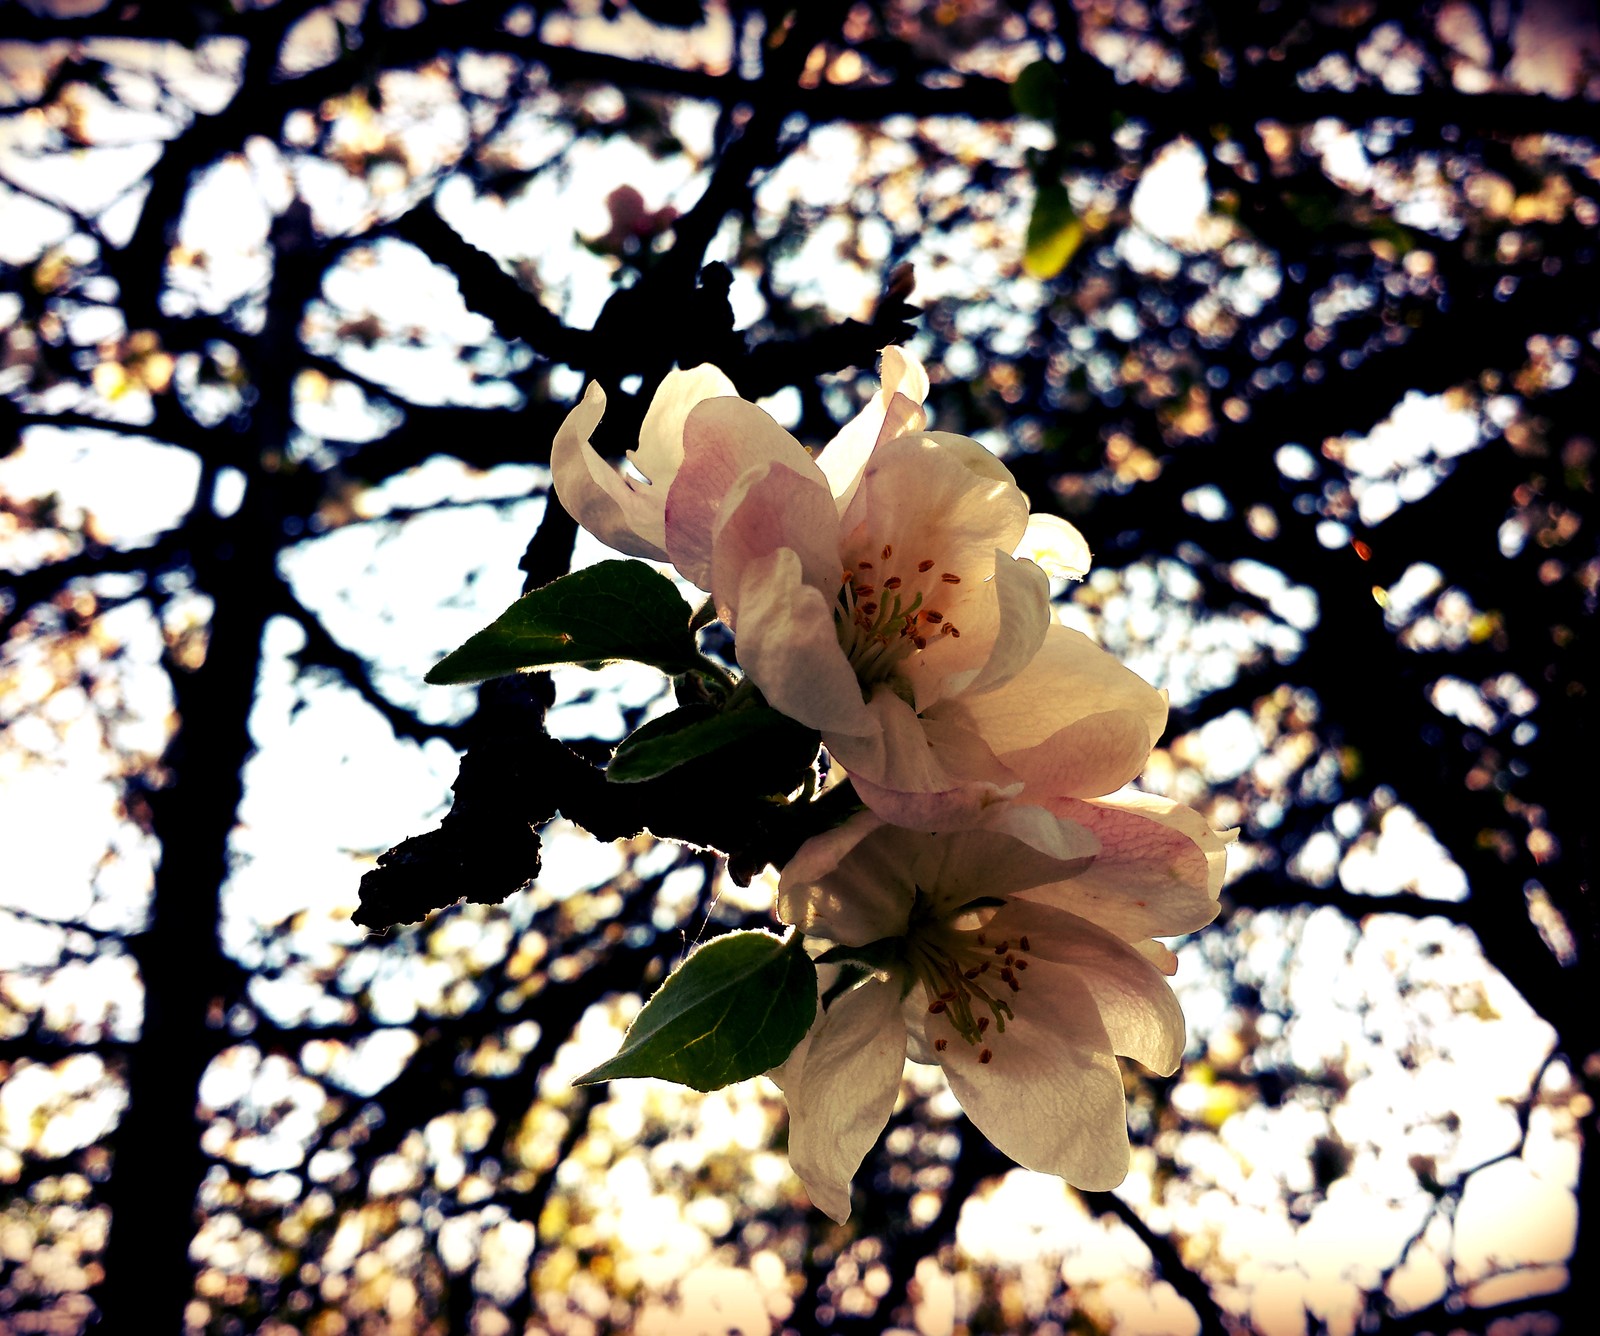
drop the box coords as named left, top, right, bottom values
left=785, top=979, right=907, bottom=1223
left=985, top=900, right=1187, bottom=1074
left=549, top=382, right=669, bottom=560
left=1014, top=512, right=1092, bottom=581
left=933, top=977, right=1132, bottom=1190
left=998, top=708, right=1158, bottom=799
left=733, top=547, right=874, bottom=737
left=631, top=362, right=737, bottom=486
left=666, top=397, right=825, bottom=589
left=1010, top=794, right=1225, bottom=940
left=959, top=624, right=1168, bottom=755
left=710, top=459, right=842, bottom=627
left=813, top=347, right=930, bottom=511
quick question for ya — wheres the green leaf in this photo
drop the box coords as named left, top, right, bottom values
left=1024, top=179, right=1083, bottom=279
left=1011, top=59, right=1057, bottom=121
left=425, top=560, right=700, bottom=685
left=576, top=931, right=817, bottom=1092
left=608, top=702, right=820, bottom=789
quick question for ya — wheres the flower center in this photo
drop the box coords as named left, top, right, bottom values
left=903, top=893, right=1030, bottom=1067
left=834, top=542, right=963, bottom=694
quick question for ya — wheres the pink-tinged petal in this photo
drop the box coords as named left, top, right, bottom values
left=1014, top=513, right=1092, bottom=581
left=930, top=978, right=1132, bottom=1190
left=839, top=435, right=1030, bottom=578
left=985, top=900, right=1187, bottom=1074
left=710, top=460, right=842, bottom=628
left=999, top=707, right=1157, bottom=800
left=631, top=363, right=737, bottom=487
left=733, top=546, right=874, bottom=737
left=778, top=813, right=918, bottom=945
left=549, top=382, right=670, bottom=559
left=784, top=979, right=907, bottom=1223
left=959, top=624, right=1168, bottom=754
left=938, top=551, right=1051, bottom=701
left=1080, top=789, right=1236, bottom=899
left=1011, top=794, right=1225, bottom=940
left=666, top=398, right=824, bottom=589
left=813, top=347, right=930, bottom=511
left=848, top=771, right=1020, bottom=829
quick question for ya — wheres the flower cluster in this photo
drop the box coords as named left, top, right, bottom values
left=553, top=349, right=1230, bottom=1221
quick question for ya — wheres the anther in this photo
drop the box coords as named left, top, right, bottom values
left=1007, top=977, right=1020, bottom=992
left=945, top=626, right=961, bottom=638
left=855, top=584, right=875, bottom=597
left=1019, top=935, right=1030, bottom=951
left=858, top=560, right=873, bottom=570
left=994, top=943, right=1009, bottom=955
left=978, top=1017, right=990, bottom=1034
left=928, top=999, right=946, bottom=1014
left=924, top=610, right=944, bottom=623
left=861, top=601, right=878, bottom=615
left=883, top=576, right=902, bottom=590
left=979, top=1048, right=993, bottom=1064
left=912, top=635, right=927, bottom=649
left=934, top=1038, right=948, bottom=1052
left=941, top=572, right=961, bottom=583
left=882, top=544, right=893, bottom=560
left=964, top=967, right=982, bottom=979
left=1014, top=959, right=1028, bottom=971
left=976, top=934, right=987, bottom=945
left=917, top=559, right=935, bottom=572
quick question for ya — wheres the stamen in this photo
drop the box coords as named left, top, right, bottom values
left=882, top=544, right=893, bottom=560
left=979, top=1049, right=993, bottom=1064
left=978, top=1017, right=990, bottom=1034
left=928, top=999, right=946, bottom=1014
left=934, top=1038, right=947, bottom=1051
left=917, top=558, right=935, bottom=572
left=858, top=560, right=873, bottom=570
left=941, top=572, right=961, bottom=584
left=1019, top=936, right=1030, bottom=951
left=860, top=601, right=878, bottom=615
left=912, top=635, right=927, bottom=649
left=1014, top=959, right=1027, bottom=970
left=924, top=610, right=944, bottom=623
left=883, top=576, right=902, bottom=591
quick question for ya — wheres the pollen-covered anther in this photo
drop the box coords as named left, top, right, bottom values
left=917, top=558, right=935, bottom=572
left=934, top=1038, right=947, bottom=1051
left=881, top=544, right=892, bottom=560
left=941, top=624, right=961, bottom=638
left=924, top=610, right=944, bottom=623
left=979, top=1048, right=993, bottom=1064
left=883, top=576, right=902, bottom=591
left=940, top=572, right=961, bottom=584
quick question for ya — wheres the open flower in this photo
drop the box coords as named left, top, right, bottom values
left=550, top=348, right=1160, bottom=825
left=771, top=797, right=1228, bottom=1223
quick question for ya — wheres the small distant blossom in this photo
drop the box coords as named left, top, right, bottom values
left=771, top=797, right=1231, bottom=1222
left=554, top=349, right=1168, bottom=825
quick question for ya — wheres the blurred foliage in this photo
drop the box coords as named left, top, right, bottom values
left=0, top=0, right=1595, bottom=1333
